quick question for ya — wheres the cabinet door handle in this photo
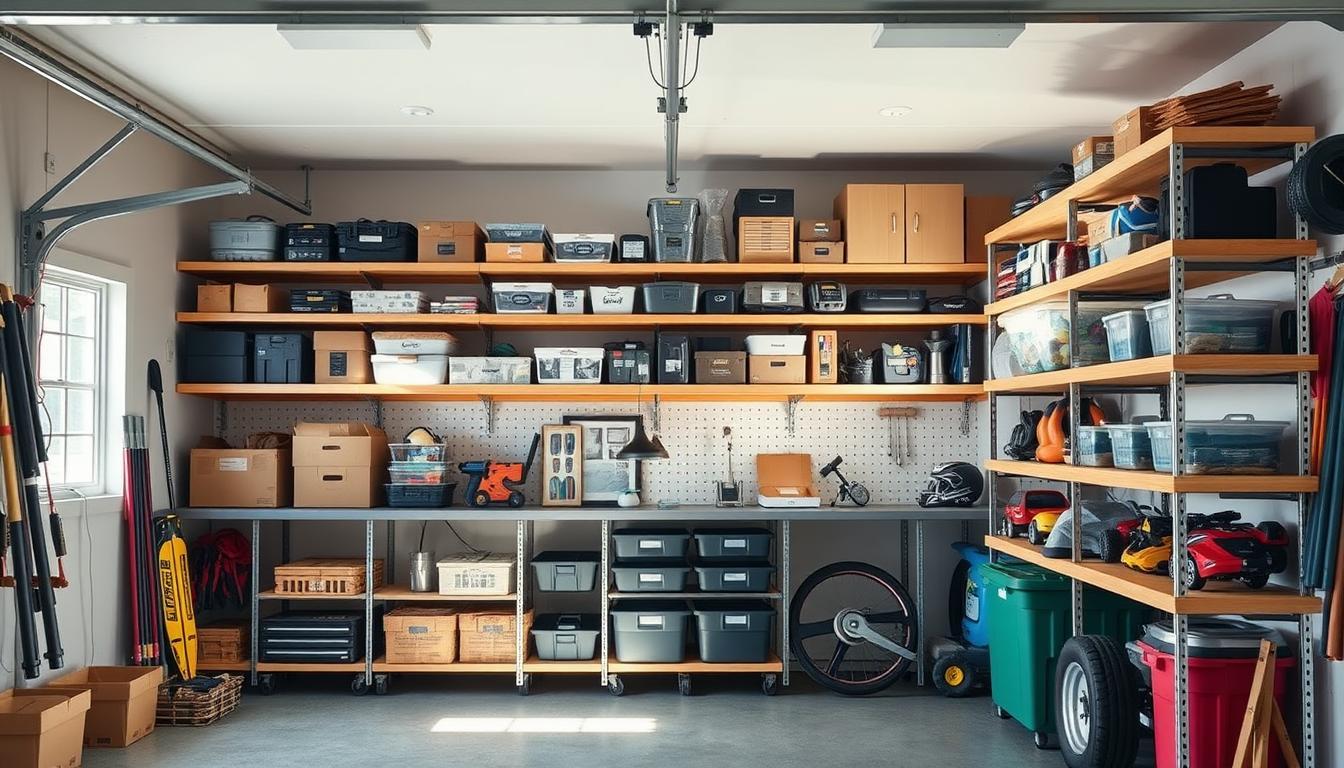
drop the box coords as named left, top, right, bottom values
left=890, top=213, right=899, bottom=234
left=912, top=212, right=920, bottom=233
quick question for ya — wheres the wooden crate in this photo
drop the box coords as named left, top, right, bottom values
left=156, top=674, right=242, bottom=727
left=198, top=619, right=249, bottom=663
left=459, top=609, right=533, bottom=663
left=273, top=558, right=385, bottom=595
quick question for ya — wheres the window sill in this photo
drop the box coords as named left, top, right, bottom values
left=39, top=493, right=122, bottom=517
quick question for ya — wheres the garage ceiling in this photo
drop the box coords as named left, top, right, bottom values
left=37, top=21, right=1275, bottom=170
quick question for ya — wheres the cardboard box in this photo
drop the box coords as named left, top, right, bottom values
left=196, top=284, right=232, bottom=313
left=1099, top=233, right=1159, bottom=264
left=809, top=330, right=838, bottom=384
left=45, top=666, right=162, bottom=748
left=189, top=441, right=292, bottom=508
left=694, top=351, right=746, bottom=384
left=458, top=610, right=534, bottom=663
left=1084, top=213, right=1113, bottom=245
left=292, top=422, right=389, bottom=508
left=313, top=331, right=372, bottom=385
left=232, top=283, right=287, bottom=313
left=485, top=242, right=547, bottom=263
left=798, top=218, right=842, bottom=242
left=964, top=196, right=1013, bottom=262
left=1071, top=135, right=1114, bottom=165
left=0, top=687, right=91, bottom=768
left=756, top=453, right=819, bottom=508
left=383, top=607, right=457, bottom=664
left=798, top=242, right=844, bottom=264
left=749, top=354, right=805, bottom=384
left=418, top=220, right=484, bottom=263
left=1112, top=106, right=1156, bottom=157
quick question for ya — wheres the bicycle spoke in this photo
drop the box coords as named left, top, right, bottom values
left=825, top=641, right=849, bottom=677
left=796, top=620, right=833, bottom=640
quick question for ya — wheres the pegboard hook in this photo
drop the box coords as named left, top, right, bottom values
left=479, top=395, right=495, bottom=435
left=785, top=395, right=803, bottom=436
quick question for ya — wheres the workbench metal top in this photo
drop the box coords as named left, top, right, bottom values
left=169, top=504, right=988, bottom=522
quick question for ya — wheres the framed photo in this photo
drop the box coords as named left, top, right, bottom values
left=541, top=424, right=582, bottom=507
left=561, top=415, right=643, bottom=506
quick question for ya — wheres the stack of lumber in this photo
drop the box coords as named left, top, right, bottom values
left=1150, top=81, right=1279, bottom=129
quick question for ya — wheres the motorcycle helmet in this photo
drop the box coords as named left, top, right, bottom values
left=918, top=462, right=984, bottom=508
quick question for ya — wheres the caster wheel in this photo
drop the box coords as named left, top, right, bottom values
left=607, top=676, right=625, bottom=697
left=374, top=675, right=389, bottom=696
left=517, top=674, right=531, bottom=696
left=256, top=674, right=277, bottom=696
left=351, top=675, right=370, bottom=696
left=1033, top=731, right=1051, bottom=750
left=761, top=674, right=778, bottom=696
left=677, top=673, right=692, bottom=697
left=995, top=705, right=1011, bottom=720
left=933, top=654, right=976, bottom=698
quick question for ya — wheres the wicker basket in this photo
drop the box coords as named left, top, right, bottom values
left=156, top=674, right=242, bottom=727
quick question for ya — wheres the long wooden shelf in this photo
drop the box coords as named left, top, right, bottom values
left=985, top=535, right=1321, bottom=616
left=984, top=126, right=1316, bottom=246
left=984, top=238, right=1317, bottom=316
left=985, top=459, right=1318, bottom=494
left=373, top=584, right=516, bottom=601
left=608, top=653, right=783, bottom=674
left=177, top=311, right=985, bottom=330
left=984, top=354, right=1317, bottom=393
left=196, top=660, right=250, bottom=672
left=257, top=589, right=369, bottom=601
left=371, top=656, right=515, bottom=673
left=177, top=382, right=986, bottom=403
left=523, top=656, right=602, bottom=673
left=255, top=661, right=367, bottom=673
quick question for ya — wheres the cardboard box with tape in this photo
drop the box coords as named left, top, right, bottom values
left=292, top=422, right=389, bottom=508
left=189, top=438, right=291, bottom=508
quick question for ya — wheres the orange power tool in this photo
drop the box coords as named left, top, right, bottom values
left=459, top=433, right=540, bottom=508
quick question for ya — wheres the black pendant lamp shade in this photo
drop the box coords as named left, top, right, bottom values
left=617, top=423, right=670, bottom=460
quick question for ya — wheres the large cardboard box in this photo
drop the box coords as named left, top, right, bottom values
left=45, top=667, right=162, bottom=748
left=292, top=422, right=389, bottom=508
left=1112, top=106, right=1156, bottom=157
left=756, top=453, right=819, bottom=508
left=196, top=284, right=232, bottom=312
left=694, top=351, right=746, bottom=384
left=313, top=331, right=372, bottom=384
left=383, top=608, right=458, bottom=664
left=189, top=440, right=291, bottom=508
left=458, top=610, right=533, bottom=663
left=232, top=283, right=287, bottom=313
left=798, top=242, right=844, bottom=264
left=749, top=354, right=805, bottom=384
left=418, top=221, right=484, bottom=263
left=485, top=242, right=547, bottom=263
left=0, top=688, right=91, bottom=768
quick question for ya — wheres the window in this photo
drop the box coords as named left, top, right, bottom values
left=37, top=267, right=110, bottom=490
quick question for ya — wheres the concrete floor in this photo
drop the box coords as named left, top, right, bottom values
left=79, top=674, right=1128, bottom=768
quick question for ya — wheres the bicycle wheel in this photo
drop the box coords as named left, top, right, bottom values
left=790, top=561, right=919, bottom=695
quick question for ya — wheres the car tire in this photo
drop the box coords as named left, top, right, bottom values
left=1242, top=571, right=1270, bottom=589
left=1182, top=558, right=1206, bottom=591
left=1055, top=635, right=1140, bottom=768
left=1257, top=521, right=1287, bottom=542
left=1028, top=520, right=1045, bottom=546
left=1268, top=546, right=1288, bottom=574
left=1098, top=529, right=1125, bottom=564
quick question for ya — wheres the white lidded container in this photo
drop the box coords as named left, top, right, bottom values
left=745, top=334, right=807, bottom=356
left=534, top=347, right=605, bottom=383
left=492, top=282, right=554, bottom=313
left=371, top=331, right=459, bottom=356
left=554, top=288, right=587, bottom=314
left=370, top=354, right=448, bottom=385
left=437, top=553, right=516, bottom=596
left=448, top=356, right=531, bottom=384
left=590, top=286, right=637, bottom=314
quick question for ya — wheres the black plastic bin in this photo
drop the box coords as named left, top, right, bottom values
left=181, top=329, right=251, bottom=383
left=253, top=332, right=313, bottom=384
left=693, top=528, right=774, bottom=560
left=531, top=551, right=600, bottom=592
left=611, top=559, right=691, bottom=592
left=611, top=527, right=690, bottom=560
left=336, top=219, right=416, bottom=262
left=693, top=601, right=774, bottom=663
left=694, top=561, right=775, bottom=593
left=532, top=613, right=600, bottom=660
left=611, top=600, right=692, bottom=663
left=384, top=483, right=454, bottom=508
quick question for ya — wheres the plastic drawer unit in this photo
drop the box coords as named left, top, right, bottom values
left=1146, top=415, right=1289, bottom=474
left=611, top=559, right=692, bottom=592
left=531, top=551, right=600, bottom=592
left=693, top=601, right=775, bottom=663
left=693, top=562, right=775, bottom=593
left=260, top=610, right=381, bottom=663
left=610, top=600, right=692, bottom=663
left=532, top=614, right=600, bottom=661
left=693, top=528, right=774, bottom=561
left=611, top=528, right=690, bottom=560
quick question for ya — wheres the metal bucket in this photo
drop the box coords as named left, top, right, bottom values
left=409, top=551, right=435, bottom=592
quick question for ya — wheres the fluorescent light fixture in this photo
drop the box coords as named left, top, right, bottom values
left=878, top=106, right=914, bottom=118
left=431, top=717, right=657, bottom=734
left=277, top=24, right=432, bottom=51
left=871, top=23, right=1024, bottom=49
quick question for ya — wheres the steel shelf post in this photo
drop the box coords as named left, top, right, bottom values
left=250, top=519, right=260, bottom=687
left=781, top=518, right=791, bottom=687
left=1165, top=143, right=1191, bottom=768
left=364, top=519, right=374, bottom=687
left=515, top=519, right=526, bottom=687
left=600, top=518, right=610, bottom=687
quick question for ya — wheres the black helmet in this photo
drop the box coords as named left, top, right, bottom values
left=918, top=462, right=984, bottom=508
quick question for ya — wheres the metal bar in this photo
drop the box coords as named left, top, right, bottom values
left=1184, top=260, right=1298, bottom=273
left=25, top=123, right=137, bottom=215
left=600, top=518, right=610, bottom=687
left=364, top=519, right=374, bottom=686
left=1300, top=613, right=1316, bottom=767
left=662, top=0, right=681, bottom=193
left=781, top=518, right=790, bottom=687
left=1179, top=145, right=1298, bottom=160
left=1307, top=250, right=1344, bottom=274
left=1173, top=611, right=1190, bottom=768
left=515, top=519, right=525, bottom=687
left=915, top=520, right=925, bottom=686
left=900, top=520, right=910, bottom=587
left=386, top=520, right=395, bottom=586
left=250, top=518, right=260, bottom=687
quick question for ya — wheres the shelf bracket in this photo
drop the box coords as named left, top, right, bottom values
left=785, top=395, right=803, bottom=436
left=959, top=399, right=972, bottom=437
left=479, top=395, right=495, bottom=435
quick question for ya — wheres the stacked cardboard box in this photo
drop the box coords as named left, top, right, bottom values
left=46, top=666, right=163, bottom=748
left=292, top=422, right=389, bottom=508
left=797, top=218, right=844, bottom=264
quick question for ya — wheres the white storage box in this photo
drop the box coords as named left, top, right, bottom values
left=351, top=290, right=428, bottom=314
left=590, top=286, right=637, bottom=314
left=448, top=356, right=531, bottom=384
left=371, top=331, right=459, bottom=356
left=437, top=553, right=516, bottom=596
left=553, top=234, right=615, bottom=262
left=492, top=282, right=554, bottom=313
left=370, top=354, right=448, bottom=385
left=555, top=288, right=586, bottom=314
left=535, top=347, right=604, bottom=384
left=745, top=334, right=806, bottom=356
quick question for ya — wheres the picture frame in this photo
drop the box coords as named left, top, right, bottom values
left=541, top=424, right=583, bottom=507
left=561, top=415, right=643, bottom=506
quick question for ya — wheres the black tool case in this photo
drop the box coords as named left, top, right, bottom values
left=605, top=341, right=650, bottom=384
left=253, top=333, right=313, bottom=384
left=284, top=223, right=337, bottom=261
left=336, top=220, right=417, bottom=262
left=259, top=610, right=381, bottom=663
left=181, top=329, right=251, bottom=383
left=733, top=188, right=795, bottom=233
left=290, top=289, right=351, bottom=313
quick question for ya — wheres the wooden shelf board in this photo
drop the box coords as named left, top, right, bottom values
left=177, top=311, right=985, bottom=330
left=196, top=660, right=250, bottom=672
left=258, top=589, right=369, bottom=600
left=255, top=661, right=367, bottom=673
left=984, top=354, right=1318, bottom=393
left=985, top=459, right=1318, bottom=494
left=985, top=126, right=1316, bottom=245
left=176, top=312, right=480, bottom=328
left=985, top=535, right=1321, bottom=616
left=523, top=656, right=602, bottom=673
left=608, top=653, right=783, bottom=674
left=984, top=239, right=1318, bottom=316
left=373, top=585, right=515, bottom=601
left=371, top=656, right=516, bottom=673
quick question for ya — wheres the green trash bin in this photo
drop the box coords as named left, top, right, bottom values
left=983, top=561, right=1151, bottom=746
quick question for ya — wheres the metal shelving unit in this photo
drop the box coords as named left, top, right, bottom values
left=982, top=126, right=1320, bottom=768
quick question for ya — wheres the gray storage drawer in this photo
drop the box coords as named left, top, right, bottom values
left=612, top=560, right=691, bottom=592
left=693, top=600, right=774, bottom=663
left=611, top=600, right=692, bottom=663
left=693, top=528, right=774, bottom=560
left=694, top=562, right=775, bottom=592
left=611, top=527, right=690, bottom=560
left=531, top=551, right=599, bottom=592
left=531, top=613, right=599, bottom=660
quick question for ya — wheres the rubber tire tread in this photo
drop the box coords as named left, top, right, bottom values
left=1055, top=635, right=1139, bottom=768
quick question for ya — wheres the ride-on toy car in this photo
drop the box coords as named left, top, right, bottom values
left=1000, top=489, right=1069, bottom=546
left=1119, top=510, right=1289, bottom=589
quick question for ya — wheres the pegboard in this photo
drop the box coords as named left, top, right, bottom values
left=220, top=398, right=984, bottom=506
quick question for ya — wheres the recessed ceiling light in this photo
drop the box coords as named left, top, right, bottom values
left=401, top=105, right=435, bottom=117
left=878, top=106, right=913, bottom=118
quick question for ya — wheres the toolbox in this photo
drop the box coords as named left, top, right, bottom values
left=733, top=188, right=795, bottom=230
left=283, top=223, right=336, bottom=261
left=738, top=217, right=795, bottom=263
left=605, top=341, right=650, bottom=384
left=336, top=220, right=416, bottom=262
left=534, top=347, right=604, bottom=384
left=648, top=198, right=699, bottom=262
left=252, top=333, right=312, bottom=384
left=694, top=563, right=775, bottom=593
left=701, top=288, right=738, bottom=313
left=612, top=527, right=690, bottom=559
left=743, top=282, right=804, bottom=313
left=182, top=329, right=251, bottom=383
left=656, top=334, right=691, bottom=384
left=260, top=610, right=379, bottom=663
left=877, top=343, right=925, bottom=384
left=314, top=331, right=371, bottom=384
left=553, top=234, right=615, bottom=262
left=642, top=281, right=700, bottom=314
left=210, top=217, right=281, bottom=261
left=798, top=242, right=844, bottom=263
left=532, top=614, right=601, bottom=661
left=798, top=218, right=841, bottom=242
left=693, top=601, right=774, bottom=663
left=852, top=288, right=927, bottom=313
left=693, top=528, right=774, bottom=560
left=290, top=288, right=351, bottom=313
left=611, top=601, right=692, bottom=663
left=493, top=282, right=553, bottom=313
left=612, top=560, right=692, bottom=592
left=417, top=220, right=484, bottom=262
left=448, top=356, right=531, bottom=384
left=749, top=354, right=805, bottom=384
left=694, top=351, right=746, bottom=384
left=531, top=552, right=600, bottom=592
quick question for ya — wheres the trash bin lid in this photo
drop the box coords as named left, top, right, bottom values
left=1141, top=618, right=1289, bottom=659
left=981, top=561, right=1069, bottom=591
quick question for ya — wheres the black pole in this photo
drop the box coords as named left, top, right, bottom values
left=0, top=335, right=40, bottom=679
left=147, top=360, right=176, bottom=510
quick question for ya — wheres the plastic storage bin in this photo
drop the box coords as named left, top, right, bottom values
left=693, top=528, right=774, bottom=560
left=1147, top=415, right=1289, bottom=474
left=371, top=332, right=458, bottom=356
left=610, top=600, right=692, bottom=663
left=1074, top=426, right=1114, bottom=467
left=1101, top=309, right=1152, bottom=362
left=590, top=286, right=637, bottom=314
left=388, top=443, right=448, bottom=463
left=553, top=234, right=614, bottom=262
left=485, top=223, right=548, bottom=243
left=531, top=551, right=600, bottom=592
left=388, top=462, right=449, bottom=485
left=210, top=218, right=281, bottom=261
left=1108, top=423, right=1155, bottom=470
left=997, top=301, right=1120, bottom=373
left=1144, top=295, right=1276, bottom=355
left=642, top=282, right=700, bottom=313
left=534, top=347, right=604, bottom=384
left=437, top=553, right=515, bottom=596
left=448, top=356, right=530, bottom=384
left=554, top=288, right=586, bottom=314
left=611, top=560, right=692, bottom=592
left=612, top=528, right=690, bottom=559
left=693, top=601, right=774, bottom=663
left=370, top=354, right=448, bottom=385
left=694, top=562, right=775, bottom=592
left=532, top=614, right=600, bottom=660
left=492, top=283, right=553, bottom=313
left=983, top=561, right=1150, bottom=742
left=744, top=335, right=806, bottom=356
left=384, top=483, right=454, bottom=508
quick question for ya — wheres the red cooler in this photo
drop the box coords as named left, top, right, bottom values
left=1131, top=618, right=1294, bottom=768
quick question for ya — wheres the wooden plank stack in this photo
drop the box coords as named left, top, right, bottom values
left=1150, top=81, right=1280, bottom=130
left=272, top=558, right=386, bottom=596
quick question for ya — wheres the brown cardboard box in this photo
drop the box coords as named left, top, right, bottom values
left=1071, top=136, right=1114, bottom=165
left=418, top=220, right=484, bottom=263
left=0, top=688, right=91, bottom=768
left=798, top=242, right=845, bottom=264
left=749, top=354, right=805, bottom=384
left=189, top=441, right=292, bottom=508
left=798, top=218, right=842, bottom=242
left=232, top=283, right=287, bottom=313
left=809, top=330, right=838, bottom=384
left=738, top=217, right=795, bottom=263
left=313, top=331, right=372, bottom=384
left=383, top=608, right=458, bottom=664
left=196, top=284, right=232, bottom=313
left=458, top=610, right=533, bottom=663
left=45, top=667, right=162, bottom=748
left=292, top=422, right=389, bottom=508
left=963, top=196, right=1013, bottom=262
left=1084, top=213, right=1114, bottom=245
left=485, top=242, right=547, bottom=263
left=1112, top=106, right=1156, bottom=157
left=694, top=351, right=746, bottom=384
left=755, top=453, right=818, bottom=504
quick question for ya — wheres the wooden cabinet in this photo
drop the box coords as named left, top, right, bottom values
left=834, top=183, right=964, bottom=264
left=905, top=184, right=964, bottom=263
left=963, top=195, right=1013, bottom=263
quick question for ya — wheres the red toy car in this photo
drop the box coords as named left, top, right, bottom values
left=1183, top=511, right=1289, bottom=590
left=1000, top=489, right=1070, bottom=546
